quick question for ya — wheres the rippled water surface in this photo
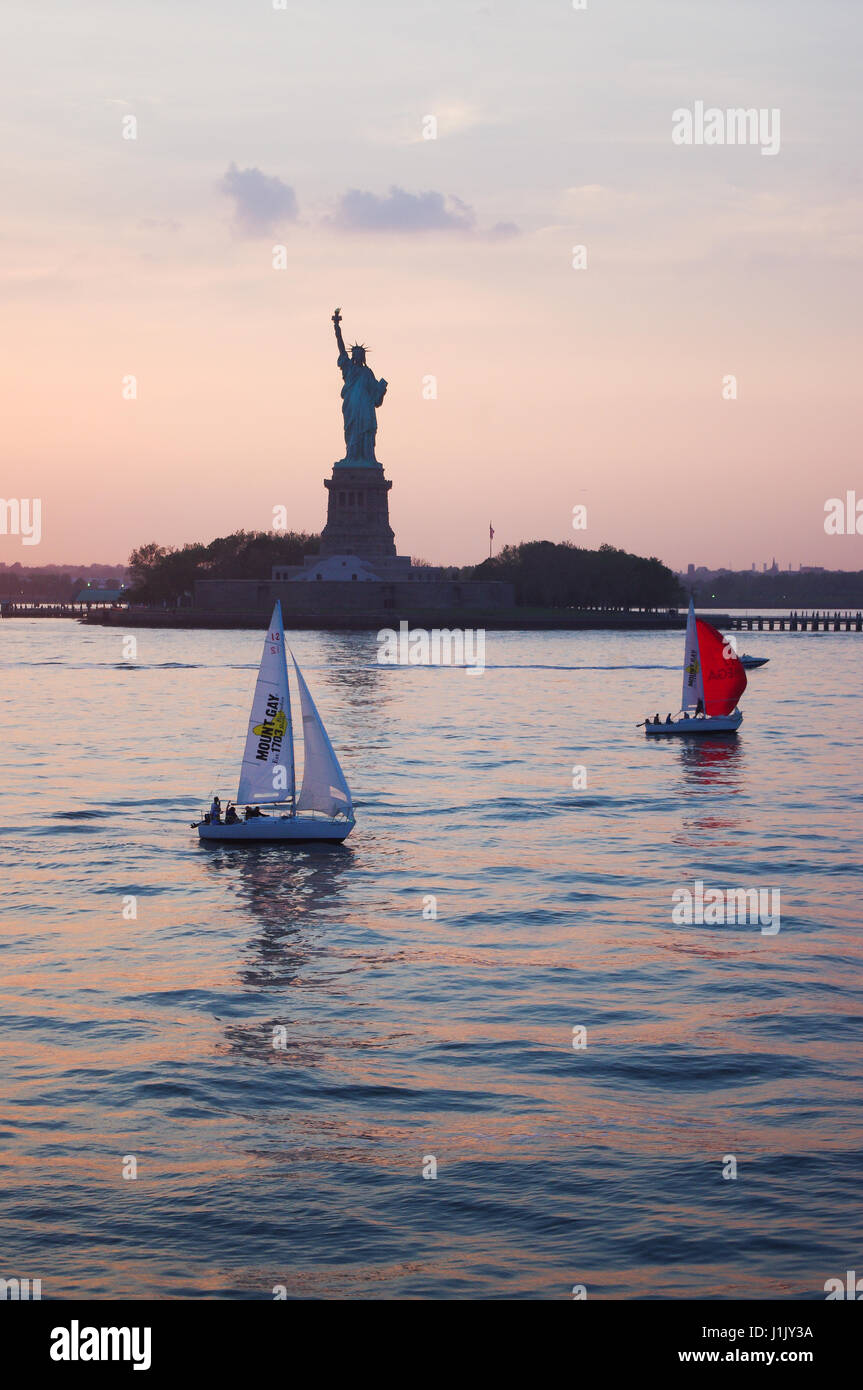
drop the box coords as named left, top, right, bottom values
left=1, top=619, right=861, bottom=1298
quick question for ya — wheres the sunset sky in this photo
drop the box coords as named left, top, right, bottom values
left=1, top=0, right=861, bottom=570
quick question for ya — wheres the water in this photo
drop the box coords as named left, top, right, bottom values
left=1, top=619, right=861, bottom=1299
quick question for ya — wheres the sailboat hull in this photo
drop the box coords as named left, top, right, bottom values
left=645, top=711, right=743, bottom=736
left=197, top=815, right=354, bottom=843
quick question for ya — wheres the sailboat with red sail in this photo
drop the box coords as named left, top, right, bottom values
left=643, top=599, right=747, bottom=736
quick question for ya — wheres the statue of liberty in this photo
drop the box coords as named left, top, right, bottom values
left=332, top=307, right=388, bottom=465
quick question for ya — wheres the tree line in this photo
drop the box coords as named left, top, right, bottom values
left=126, top=533, right=684, bottom=608
left=128, top=530, right=320, bottom=603
left=470, top=541, right=684, bottom=609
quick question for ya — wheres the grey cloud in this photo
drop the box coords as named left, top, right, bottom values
left=218, top=169, right=518, bottom=239
left=219, top=164, right=298, bottom=235
left=334, top=185, right=476, bottom=233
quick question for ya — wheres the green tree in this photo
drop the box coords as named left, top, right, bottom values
left=127, top=530, right=320, bottom=603
left=472, top=541, right=683, bottom=608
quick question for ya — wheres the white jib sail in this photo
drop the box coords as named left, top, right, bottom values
left=292, top=657, right=353, bottom=818
left=681, top=597, right=704, bottom=713
left=236, top=602, right=296, bottom=806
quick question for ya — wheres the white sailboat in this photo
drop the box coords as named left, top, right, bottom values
left=195, top=602, right=355, bottom=842
left=642, top=599, right=748, bottom=736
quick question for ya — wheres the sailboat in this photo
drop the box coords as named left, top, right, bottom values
left=643, top=599, right=747, bottom=736
left=195, top=602, right=355, bottom=842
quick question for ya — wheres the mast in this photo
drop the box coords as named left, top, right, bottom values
left=275, top=601, right=296, bottom=815
left=681, top=597, right=703, bottom=714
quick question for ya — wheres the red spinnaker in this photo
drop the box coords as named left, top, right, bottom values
left=696, top=620, right=747, bottom=716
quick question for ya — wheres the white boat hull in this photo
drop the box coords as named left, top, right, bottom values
left=645, top=711, right=743, bottom=736
left=197, top=815, right=354, bottom=843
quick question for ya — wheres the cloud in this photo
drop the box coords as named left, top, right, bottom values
left=429, top=101, right=484, bottom=137
left=216, top=171, right=518, bottom=239
left=219, top=164, right=298, bottom=235
left=487, top=221, right=520, bottom=240
left=334, top=185, right=476, bottom=233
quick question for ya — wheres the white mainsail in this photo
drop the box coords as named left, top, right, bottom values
left=293, top=657, right=353, bottom=818
left=236, top=602, right=296, bottom=806
left=681, top=597, right=704, bottom=713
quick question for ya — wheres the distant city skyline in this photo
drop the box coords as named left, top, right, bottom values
left=1, top=0, right=861, bottom=571
left=684, top=559, right=833, bottom=576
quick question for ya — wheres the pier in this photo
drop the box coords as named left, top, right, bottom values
left=0, top=601, right=127, bottom=619
left=728, top=611, right=863, bottom=633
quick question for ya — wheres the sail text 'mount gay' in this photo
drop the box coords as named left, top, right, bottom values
left=255, top=694, right=284, bottom=763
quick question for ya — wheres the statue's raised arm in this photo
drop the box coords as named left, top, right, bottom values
left=332, top=307, right=347, bottom=360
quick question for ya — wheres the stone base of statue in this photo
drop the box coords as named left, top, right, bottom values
left=320, top=463, right=397, bottom=559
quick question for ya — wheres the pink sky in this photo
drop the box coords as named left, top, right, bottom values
left=1, top=0, right=861, bottom=572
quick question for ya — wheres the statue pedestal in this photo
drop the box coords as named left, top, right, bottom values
left=320, top=464, right=397, bottom=559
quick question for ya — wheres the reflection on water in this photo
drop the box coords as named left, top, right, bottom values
left=677, top=735, right=744, bottom=788
left=208, top=845, right=355, bottom=989
left=206, top=844, right=354, bottom=926
left=303, top=631, right=387, bottom=706
left=672, top=737, right=746, bottom=840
